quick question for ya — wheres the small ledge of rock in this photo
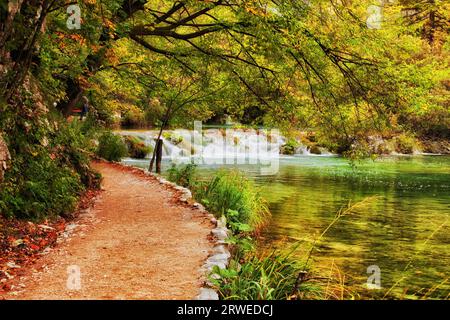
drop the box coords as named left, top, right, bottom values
left=217, top=216, right=227, bottom=228
left=207, top=253, right=229, bottom=265
left=197, top=288, right=219, bottom=300
left=203, top=260, right=227, bottom=272
left=211, top=227, right=228, bottom=240
left=193, top=202, right=205, bottom=211
left=212, top=245, right=231, bottom=258
left=38, top=224, right=55, bottom=231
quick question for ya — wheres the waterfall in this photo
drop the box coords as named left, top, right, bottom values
left=117, top=128, right=332, bottom=159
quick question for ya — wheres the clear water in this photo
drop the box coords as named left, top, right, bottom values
left=123, top=155, right=450, bottom=299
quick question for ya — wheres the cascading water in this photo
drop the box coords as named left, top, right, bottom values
left=117, top=128, right=332, bottom=160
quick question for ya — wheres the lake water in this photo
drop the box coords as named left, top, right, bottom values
left=123, top=154, right=450, bottom=299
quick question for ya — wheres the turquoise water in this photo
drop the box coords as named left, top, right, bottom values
left=123, top=155, right=450, bottom=298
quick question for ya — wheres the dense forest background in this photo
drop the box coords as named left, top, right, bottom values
left=0, top=0, right=449, bottom=219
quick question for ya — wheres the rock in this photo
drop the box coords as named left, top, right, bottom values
left=211, top=227, right=228, bottom=240
left=203, top=261, right=227, bottom=272
left=280, top=143, right=296, bottom=155
left=6, top=262, right=20, bottom=269
left=217, top=216, right=227, bottom=228
left=182, top=190, right=192, bottom=199
left=65, top=223, right=77, bottom=232
left=197, top=288, right=219, bottom=300
left=38, top=224, right=55, bottom=231
left=210, top=273, right=221, bottom=280
left=308, top=145, right=322, bottom=155
left=193, top=202, right=205, bottom=211
left=40, top=247, right=52, bottom=255
left=207, top=253, right=229, bottom=266
left=205, top=273, right=221, bottom=287
left=212, top=245, right=231, bottom=258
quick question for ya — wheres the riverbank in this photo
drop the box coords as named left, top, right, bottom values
left=127, top=155, right=450, bottom=299
left=1, top=161, right=214, bottom=299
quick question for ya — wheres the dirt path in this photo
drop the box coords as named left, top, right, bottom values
left=5, top=162, right=212, bottom=300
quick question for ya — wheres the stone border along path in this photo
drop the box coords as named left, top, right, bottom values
left=119, top=162, right=231, bottom=300
left=3, top=161, right=230, bottom=300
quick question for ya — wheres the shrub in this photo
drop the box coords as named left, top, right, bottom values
left=96, top=131, right=128, bottom=162
left=167, top=163, right=197, bottom=188
left=124, top=136, right=152, bottom=159
left=120, top=107, right=146, bottom=128
left=0, top=154, right=83, bottom=219
left=53, top=119, right=101, bottom=188
left=0, top=116, right=100, bottom=219
left=196, top=170, right=269, bottom=233
left=393, top=133, right=418, bottom=154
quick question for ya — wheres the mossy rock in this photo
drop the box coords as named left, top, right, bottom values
left=308, top=145, right=322, bottom=155
left=162, top=132, right=183, bottom=145
left=124, top=136, right=152, bottom=159
left=280, top=140, right=298, bottom=155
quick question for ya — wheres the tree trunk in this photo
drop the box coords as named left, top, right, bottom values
left=155, top=139, right=163, bottom=174
left=428, top=10, right=436, bottom=44
left=149, top=138, right=163, bottom=173
left=60, top=80, right=84, bottom=116
left=149, top=105, right=172, bottom=172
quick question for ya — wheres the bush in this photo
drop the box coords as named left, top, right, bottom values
left=96, top=131, right=128, bottom=162
left=393, top=133, right=418, bottom=154
left=124, top=136, right=152, bottom=159
left=167, top=163, right=197, bottom=188
left=196, top=171, right=269, bottom=233
left=53, top=119, right=101, bottom=188
left=120, top=107, right=146, bottom=128
left=0, top=154, right=83, bottom=219
left=0, top=116, right=100, bottom=219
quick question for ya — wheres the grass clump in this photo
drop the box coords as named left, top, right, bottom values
left=164, top=166, right=334, bottom=300
left=96, top=131, right=128, bottom=162
left=211, top=249, right=321, bottom=300
left=167, top=163, right=197, bottom=188
left=196, top=170, right=269, bottom=233
left=192, top=170, right=310, bottom=300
